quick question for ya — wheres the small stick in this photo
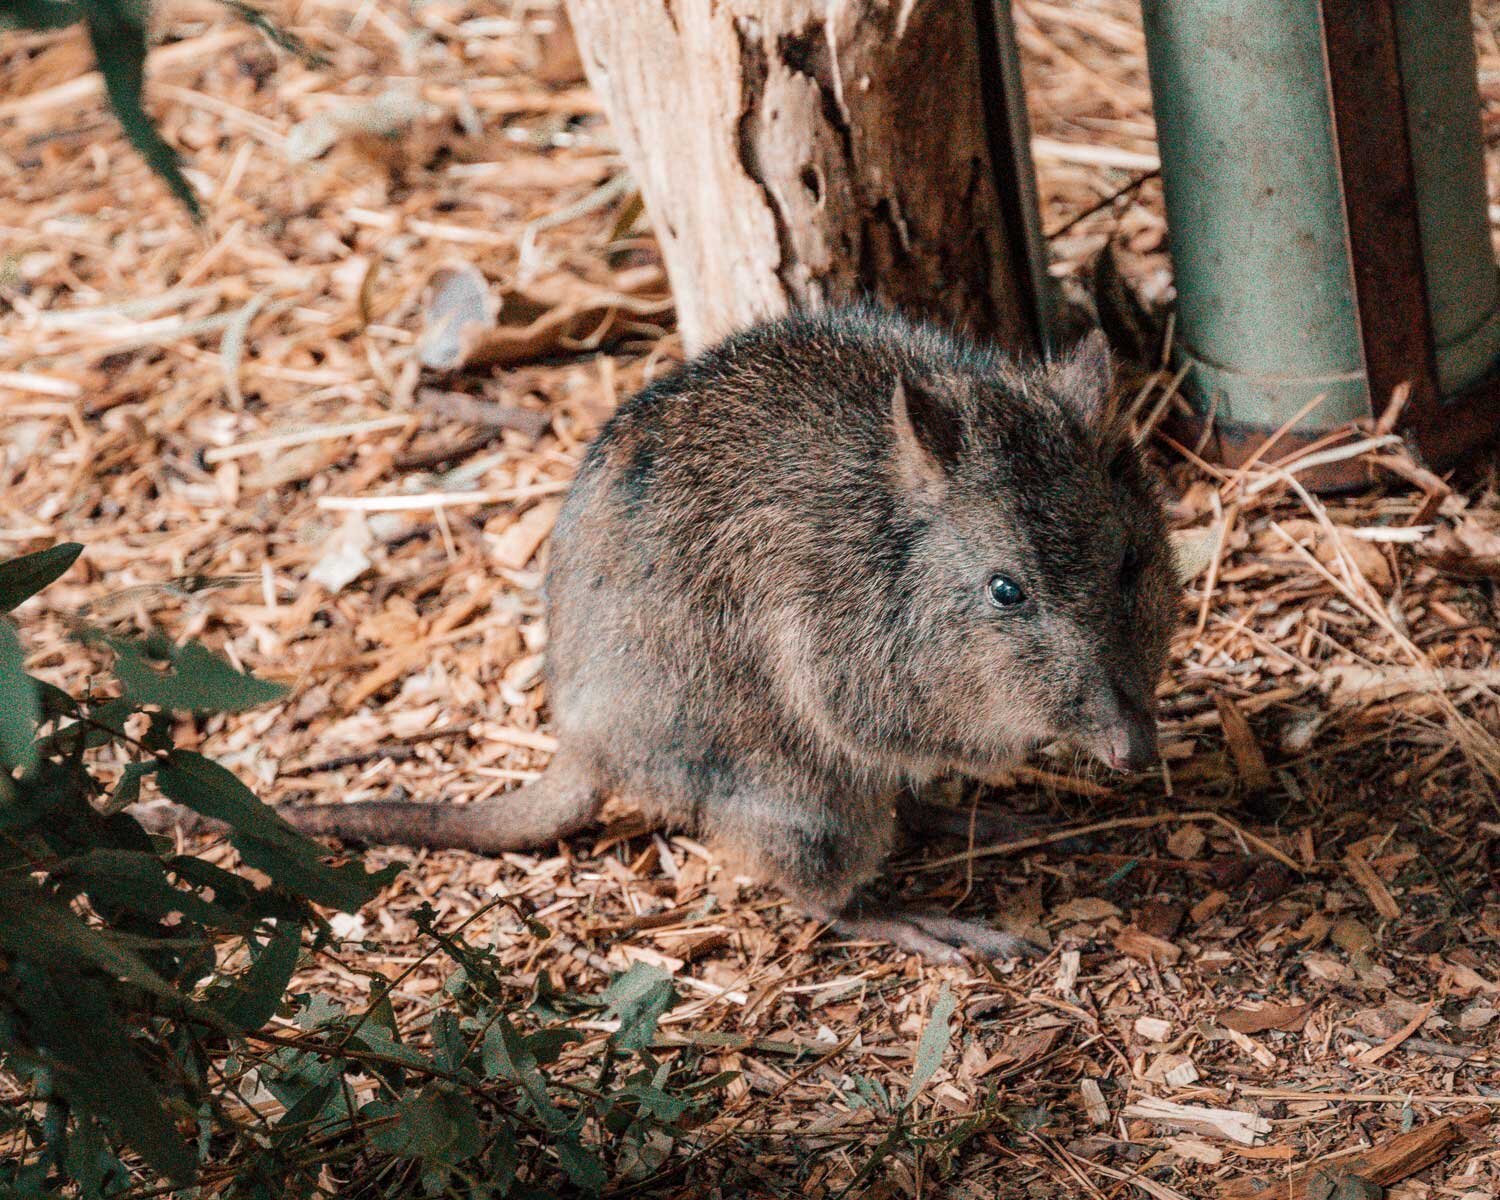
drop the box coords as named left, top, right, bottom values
left=909, top=809, right=1301, bottom=874
left=155, top=83, right=286, bottom=146
left=284, top=725, right=470, bottom=776
left=417, top=387, right=552, bottom=438
left=204, top=415, right=414, bottom=463
left=0, top=29, right=249, bottom=121
left=1031, top=137, right=1160, bottom=171
left=317, top=480, right=569, bottom=512
left=1353, top=1000, right=1434, bottom=1065
left=395, top=429, right=505, bottom=472
left=1005, top=763, right=1114, bottom=797
left=1374, top=379, right=1413, bottom=436
left=0, top=371, right=83, bottom=397
left=1133, top=361, right=1191, bottom=445
left=1239, top=1087, right=1499, bottom=1105
left=1219, top=392, right=1331, bottom=495
left=1344, top=1026, right=1473, bottom=1063
left=1192, top=498, right=1238, bottom=642
left=1242, top=434, right=1403, bottom=497
left=1045, top=169, right=1161, bottom=241
left=1342, top=524, right=1431, bottom=543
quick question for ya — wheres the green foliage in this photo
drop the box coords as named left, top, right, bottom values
left=0, top=0, right=83, bottom=30
left=0, top=0, right=321, bottom=219
left=80, top=0, right=201, bottom=219
left=831, top=985, right=965, bottom=1200
left=109, top=636, right=289, bottom=712
left=601, top=961, right=678, bottom=1052
left=0, top=543, right=83, bottom=613
left=0, top=546, right=734, bottom=1195
left=0, top=622, right=39, bottom=772
left=903, top=983, right=956, bottom=1109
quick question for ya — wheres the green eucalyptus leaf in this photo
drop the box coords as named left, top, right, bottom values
left=524, top=1027, right=583, bottom=1066
left=5, top=960, right=197, bottom=1183
left=49, top=847, right=235, bottom=931
left=482, top=1018, right=567, bottom=1130
left=904, top=983, right=957, bottom=1108
left=166, top=853, right=297, bottom=923
left=84, top=697, right=134, bottom=740
left=0, top=622, right=39, bottom=772
left=62, top=1114, right=132, bottom=1199
left=211, top=921, right=301, bottom=1028
left=431, top=1009, right=467, bottom=1075
left=619, top=1074, right=687, bottom=1123
left=350, top=1018, right=435, bottom=1072
left=0, top=875, right=235, bottom=1034
left=217, top=0, right=327, bottom=67
left=0, top=543, right=83, bottom=611
left=367, top=1087, right=482, bottom=1165
left=30, top=673, right=78, bottom=720
left=602, top=962, right=676, bottom=1052
left=556, top=1139, right=608, bottom=1195
left=0, top=0, right=85, bottom=28
left=273, top=1078, right=340, bottom=1133
left=157, top=751, right=395, bottom=911
left=112, top=639, right=285, bottom=713
left=80, top=0, right=202, bottom=220
left=112, top=759, right=158, bottom=809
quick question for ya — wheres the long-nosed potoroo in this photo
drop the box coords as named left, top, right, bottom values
left=238, top=307, right=1178, bottom=963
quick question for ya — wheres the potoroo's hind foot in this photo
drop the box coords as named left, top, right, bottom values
left=806, top=889, right=1043, bottom=966
left=278, top=752, right=602, bottom=853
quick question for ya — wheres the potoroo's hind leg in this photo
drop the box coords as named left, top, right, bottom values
left=137, top=749, right=604, bottom=854
left=720, top=784, right=1038, bottom=966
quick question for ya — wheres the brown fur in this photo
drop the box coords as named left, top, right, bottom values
left=275, top=306, right=1178, bottom=962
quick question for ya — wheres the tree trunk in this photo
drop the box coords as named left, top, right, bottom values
left=565, top=0, right=1041, bottom=356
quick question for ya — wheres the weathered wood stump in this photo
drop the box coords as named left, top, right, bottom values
left=567, top=0, right=1036, bottom=354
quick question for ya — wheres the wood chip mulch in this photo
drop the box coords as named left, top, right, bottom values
left=3, top=1, right=1500, bottom=1195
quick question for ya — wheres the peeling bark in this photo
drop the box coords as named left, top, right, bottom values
left=567, top=0, right=1033, bottom=355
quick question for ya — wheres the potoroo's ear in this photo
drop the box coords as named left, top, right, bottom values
left=891, top=375, right=962, bottom=497
left=1047, top=329, right=1114, bottom=426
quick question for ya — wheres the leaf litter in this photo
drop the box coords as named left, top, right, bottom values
left=3, top=0, right=1500, bottom=1194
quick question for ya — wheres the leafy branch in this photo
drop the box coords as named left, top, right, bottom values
left=0, top=0, right=323, bottom=219
left=0, top=544, right=735, bottom=1197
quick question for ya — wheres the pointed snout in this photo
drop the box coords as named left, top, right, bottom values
left=1094, top=688, right=1159, bottom=773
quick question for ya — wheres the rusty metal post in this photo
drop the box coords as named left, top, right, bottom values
left=1328, top=0, right=1500, bottom=471
left=1141, top=0, right=1368, bottom=463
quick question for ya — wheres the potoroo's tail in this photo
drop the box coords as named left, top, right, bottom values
left=135, top=753, right=602, bottom=854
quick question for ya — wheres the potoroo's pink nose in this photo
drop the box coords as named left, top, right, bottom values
left=1097, top=688, right=1159, bottom=772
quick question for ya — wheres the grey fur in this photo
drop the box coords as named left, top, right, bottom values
left=278, top=306, right=1177, bottom=962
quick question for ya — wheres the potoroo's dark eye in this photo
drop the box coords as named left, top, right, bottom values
left=987, top=574, right=1026, bottom=609
left=1120, top=546, right=1141, bottom=588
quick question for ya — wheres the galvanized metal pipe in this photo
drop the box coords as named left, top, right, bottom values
left=1140, top=0, right=1500, bottom=446
left=1142, top=0, right=1365, bottom=437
